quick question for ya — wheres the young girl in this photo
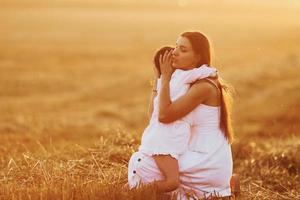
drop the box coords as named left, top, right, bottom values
left=128, top=47, right=217, bottom=192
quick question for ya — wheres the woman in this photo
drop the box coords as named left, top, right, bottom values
left=128, top=31, right=234, bottom=199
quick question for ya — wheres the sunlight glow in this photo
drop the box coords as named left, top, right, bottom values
left=177, top=0, right=188, bottom=7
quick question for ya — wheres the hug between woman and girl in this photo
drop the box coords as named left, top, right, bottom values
left=128, top=31, right=240, bottom=199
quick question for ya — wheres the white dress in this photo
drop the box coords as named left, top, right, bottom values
left=138, top=65, right=217, bottom=159
left=128, top=80, right=232, bottom=199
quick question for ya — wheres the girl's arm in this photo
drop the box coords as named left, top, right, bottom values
left=147, top=78, right=158, bottom=119
left=148, top=62, right=161, bottom=119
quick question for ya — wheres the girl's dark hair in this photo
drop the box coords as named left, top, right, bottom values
left=182, top=31, right=234, bottom=143
left=153, top=46, right=173, bottom=77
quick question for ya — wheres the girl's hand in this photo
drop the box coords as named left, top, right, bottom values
left=159, top=50, right=175, bottom=79
left=152, top=65, right=160, bottom=79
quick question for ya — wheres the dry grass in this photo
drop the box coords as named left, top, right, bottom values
left=0, top=0, right=299, bottom=199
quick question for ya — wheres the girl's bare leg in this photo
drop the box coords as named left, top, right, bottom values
left=153, top=155, right=179, bottom=193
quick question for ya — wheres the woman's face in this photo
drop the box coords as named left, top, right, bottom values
left=172, top=36, right=200, bottom=70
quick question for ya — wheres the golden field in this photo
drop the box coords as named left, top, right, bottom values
left=0, top=0, right=299, bottom=199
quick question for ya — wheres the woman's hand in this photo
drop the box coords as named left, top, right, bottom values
left=159, top=50, right=175, bottom=79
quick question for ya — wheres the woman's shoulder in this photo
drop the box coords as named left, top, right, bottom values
left=190, top=78, right=219, bottom=92
left=190, top=78, right=221, bottom=106
left=189, top=78, right=221, bottom=100
left=184, top=79, right=214, bottom=104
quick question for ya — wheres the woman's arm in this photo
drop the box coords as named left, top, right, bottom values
left=158, top=78, right=212, bottom=123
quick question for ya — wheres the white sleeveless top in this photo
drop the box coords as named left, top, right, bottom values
left=177, top=103, right=232, bottom=198
left=188, top=104, right=225, bottom=153
left=138, top=65, right=217, bottom=159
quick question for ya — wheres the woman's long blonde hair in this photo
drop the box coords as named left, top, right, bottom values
left=181, top=31, right=234, bottom=143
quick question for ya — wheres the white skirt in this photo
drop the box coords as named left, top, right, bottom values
left=139, top=120, right=190, bottom=160
left=128, top=147, right=232, bottom=199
